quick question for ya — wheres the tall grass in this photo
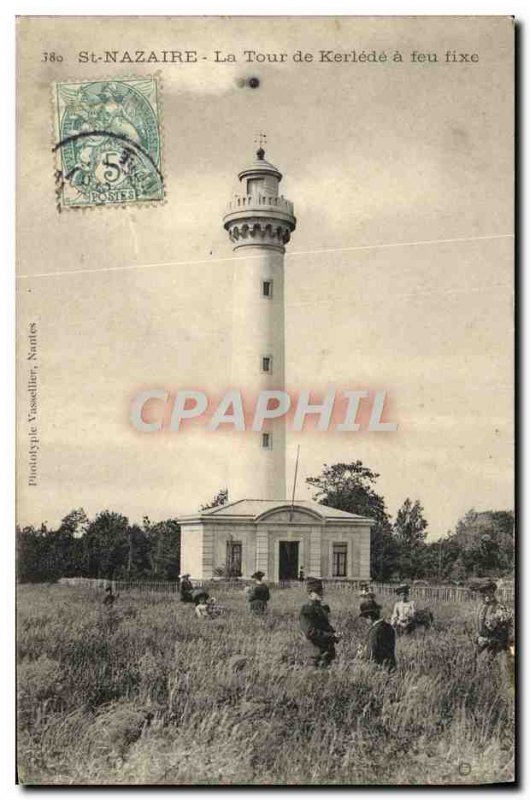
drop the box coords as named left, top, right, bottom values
left=17, top=584, right=514, bottom=785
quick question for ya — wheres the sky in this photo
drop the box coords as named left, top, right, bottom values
left=16, top=16, right=514, bottom=538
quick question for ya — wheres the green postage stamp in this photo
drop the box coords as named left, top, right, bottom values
left=53, top=78, right=164, bottom=209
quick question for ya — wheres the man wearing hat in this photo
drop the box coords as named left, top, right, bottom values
left=299, top=578, right=341, bottom=668
left=179, top=574, right=193, bottom=603
left=360, top=598, right=397, bottom=671
left=390, top=584, right=417, bottom=635
left=476, top=581, right=513, bottom=657
left=247, top=571, right=270, bottom=614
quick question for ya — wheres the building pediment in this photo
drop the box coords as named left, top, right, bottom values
left=256, top=506, right=322, bottom=524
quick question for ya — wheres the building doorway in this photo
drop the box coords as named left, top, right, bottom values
left=279, top=541, right=299, bottom=581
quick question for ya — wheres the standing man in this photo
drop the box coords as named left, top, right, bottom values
left=391, top=584, right=417, bottom=635
left=300, top=577, right=341, bottom=668
left=247, top=571, right=270, bottom=614
left=298, top=565, right=305, bottom=583
left=476, top=581, right=513, bottom=658
left=359, top=598, right=397, bottom=670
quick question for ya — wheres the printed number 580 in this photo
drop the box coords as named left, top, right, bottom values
left=42, top=52, right=64, bottom=62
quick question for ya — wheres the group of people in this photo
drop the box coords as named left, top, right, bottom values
left=178, top=570, right=270, bottom=618
left=300, top=577, right=513, bottom=670
left=178, top=573, right=224, bottom=618
left=300, top=577, right=399, bottom=669
left=119, top=571, right=513, bottom=672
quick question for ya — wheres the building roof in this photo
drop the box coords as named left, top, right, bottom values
left=179, top=499, right=373, bottom=525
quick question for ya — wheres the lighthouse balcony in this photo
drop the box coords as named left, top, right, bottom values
left=223, top=196, right=296, bottom=237
left=225, top=194, right=294, bottom=216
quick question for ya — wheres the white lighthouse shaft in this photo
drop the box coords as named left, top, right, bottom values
left=230, top=248, right=285, bottom=499
left=223, top=148, right=296, bottom=500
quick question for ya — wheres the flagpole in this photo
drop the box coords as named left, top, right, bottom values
left=289, top=445, right=301, bottom=522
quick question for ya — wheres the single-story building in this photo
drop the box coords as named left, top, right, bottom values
left=179, top=499, right=372, bottom=582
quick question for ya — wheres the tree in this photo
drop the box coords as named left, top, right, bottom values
left=447, top=509, right=514, bottom=577
left=16, top=525, right=59, bottom=583
left=393, top=498, right=428, bottom=579
left=58, top=508, right=88, bottom=537
left=200, top=488, right=228, bottom=511
left=144, top=517, right=181, bottom=580
left=306, top=461, right=398, bottom=580
left=17, top=509, right=182, bottom=584
left=122, top=524, right=153, bottom=578
left=45, top=508, right=90, bottom=577
left=84, top=511, right=129, bottom=579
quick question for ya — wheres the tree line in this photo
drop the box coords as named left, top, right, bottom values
left=16, top=509, right=180, bottom=584
left=305, top=461, right=514, bottom=582
left=16, top=461, right=514, bottom=583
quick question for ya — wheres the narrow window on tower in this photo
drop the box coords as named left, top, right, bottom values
left=262, top=280, right=273, bottom=298
left=262, top=432, right=272, bottom=449
left=261, top=355, right=273, bottom=374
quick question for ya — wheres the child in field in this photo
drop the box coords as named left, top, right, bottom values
left=359, top=582, right=376, bottom=601
left=205, top=596, right=223, bottom=618
left=192, top=589, right=210, bottom=618
left=192, top=589, right=223, bottom=619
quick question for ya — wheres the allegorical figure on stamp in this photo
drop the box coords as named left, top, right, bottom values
left=54, top=78, right=164, bottom=209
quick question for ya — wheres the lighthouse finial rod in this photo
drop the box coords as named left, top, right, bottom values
left=255, top=131, right=267, bottom=159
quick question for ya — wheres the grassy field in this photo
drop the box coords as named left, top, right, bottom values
left=17, top=583, right=514, bottom=785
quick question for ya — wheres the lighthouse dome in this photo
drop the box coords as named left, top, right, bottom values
left=238, top=148, right=283, bottom=183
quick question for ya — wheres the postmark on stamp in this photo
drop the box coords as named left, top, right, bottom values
left=52, top=78, right=164, bottom=210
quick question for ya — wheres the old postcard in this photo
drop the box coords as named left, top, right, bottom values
left=16, top=16, right=515, bottom=785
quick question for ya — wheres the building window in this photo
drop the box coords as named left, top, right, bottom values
left=332, top=543, right=348, bottom=577
left=261, top=355, right=273, bottom=373
left=226, top=541, right=242, bottom=577
left=262, top=280, right=273, bottom=298
left=262, top=432, right=272, bottom=449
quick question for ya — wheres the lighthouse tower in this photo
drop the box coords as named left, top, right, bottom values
left=222, top=146, right=296, bottom=500
left=178, top=145, right=372, bottom=583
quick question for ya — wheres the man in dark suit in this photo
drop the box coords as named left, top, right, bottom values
left=360, top=598, right=397, bottom=671
left=300, top=577, right=341, bottom=668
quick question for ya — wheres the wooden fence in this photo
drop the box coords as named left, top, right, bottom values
left=57, top=576, right=514, bottom=604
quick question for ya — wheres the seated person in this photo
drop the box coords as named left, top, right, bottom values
left=179, top=574, right=193, bottom=603
left=192, top=588, right=211, bottom=618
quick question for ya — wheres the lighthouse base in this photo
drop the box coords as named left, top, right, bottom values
left=178, top=499, right=371, bottom=582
